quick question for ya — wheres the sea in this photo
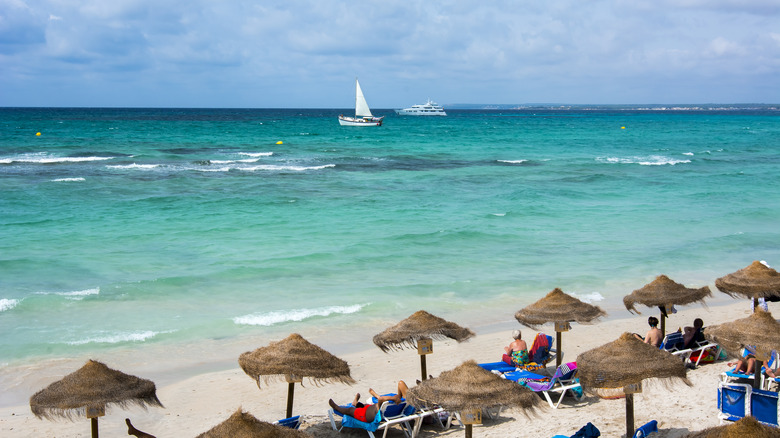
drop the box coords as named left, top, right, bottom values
left=1, top=106, right=779, bottom=401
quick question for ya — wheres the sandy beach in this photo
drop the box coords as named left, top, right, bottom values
left=1, top=299, right=776, bottom=438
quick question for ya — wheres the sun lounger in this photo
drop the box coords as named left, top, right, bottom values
left=660, top=332, right=721, bottom=367
left=272, top=415, right=301, bottom=429
left=328, top=398, right=421, bottom=438
left=479, top=333, right=557, bottom=376
left=721, top=349, right=777, bottom=389
left=478, top=361, right=517, bottom=374
left=717, top=381, right=779, bottom=427
left=505, top=362, right=584, bottom=409
left=632, top=419, right=658, bottom=437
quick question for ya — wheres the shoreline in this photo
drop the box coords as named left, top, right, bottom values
left=0, top=288, right=735, bottom=408
left=2, top=298, right=774, bottom=437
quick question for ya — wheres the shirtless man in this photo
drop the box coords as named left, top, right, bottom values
left=634, top=316, right=663, bottom=348
left=328, top=380, right=409, bottom=423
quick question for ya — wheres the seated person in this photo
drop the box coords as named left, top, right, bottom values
left=634, top=316, right=663, bottom=348
left=728, top=355, right=756, bottom=375
left=504, top=329, right=529, bottom=367
left=328, top=380, right=409, bottom=424
left=681, top=318, right=706, bottom=349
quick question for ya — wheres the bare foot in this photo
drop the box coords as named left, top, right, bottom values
left=329, top=399, right=339, bottom=409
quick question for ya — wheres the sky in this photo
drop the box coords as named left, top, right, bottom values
left=2, top=0, right=779, bottom=108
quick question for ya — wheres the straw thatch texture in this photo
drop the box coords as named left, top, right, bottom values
left=683, top=416, right=780, bottom=437
left=372, top=310, right=475, bottom=352
left=514, top=288, right=607, bottom=328
left=196, top=408, right=307, bottom=438
left=238, top=333, right=355, bottom=387
left=715, top=261, right=780, bottom=299
left=623, top=275, right=712, bottom=314
left=704, top=309, right=780, bottom=358
left=29, top=360, right=162, bottom=421
left=405, top=360, right=541, bottom=414
left=577, top=333, right=691, bottom=391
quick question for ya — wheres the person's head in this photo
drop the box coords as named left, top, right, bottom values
left=694, top=318, right=703, bottom=329
left=512, top=329, right=522, bottom=340
left=648, top=316, right=659, bottom=328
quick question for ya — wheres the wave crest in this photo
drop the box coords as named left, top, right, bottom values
left=233, top=304, right=365, bottom=326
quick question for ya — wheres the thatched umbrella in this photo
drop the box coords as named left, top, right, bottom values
left=716, top=261, right=780, bottom=310
left=577, top=332, right=690, bottom=438
left=515, top=288, right=607, bottom=367
left=623, top=275, right=712, bottom=336
left=406, top=360, right=542, bottom=438
left=238, top=333, right=355, bottom=418
left=683, top=416, right=780, bottom=437
left=29, top=359, right=163, bottom=438
left=704, top=308, right=780, bottom=388
left=373, top=310, right=475, bottom=381
left=196, top=408, right=308, bottom=438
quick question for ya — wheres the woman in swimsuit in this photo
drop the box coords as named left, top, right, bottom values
left=328, top=380, right=410, bottom=423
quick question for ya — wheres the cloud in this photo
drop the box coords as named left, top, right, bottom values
left=2, top=0, right=779, bottom=106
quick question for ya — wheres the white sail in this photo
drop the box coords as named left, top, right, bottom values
left=354, top=79, right=373, bottom=117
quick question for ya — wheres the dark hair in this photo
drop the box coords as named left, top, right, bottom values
left=648, top=316, right=659, bottom=327
left=694, top=318, right=703, bottom=329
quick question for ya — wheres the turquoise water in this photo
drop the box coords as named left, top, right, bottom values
left=1, top=107, right=779, bottom=367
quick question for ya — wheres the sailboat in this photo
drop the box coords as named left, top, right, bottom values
left=338, top=78, right=384, bottom=126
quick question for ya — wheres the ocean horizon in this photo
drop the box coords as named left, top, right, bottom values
left=1, top=106, right=778, bottom=403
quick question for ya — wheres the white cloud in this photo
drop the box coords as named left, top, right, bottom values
left=1, top=0, right=779, bottom=106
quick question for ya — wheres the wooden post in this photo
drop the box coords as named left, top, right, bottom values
left=556, top=331, right=562, bottom=368
left=623, top=383, right=641, bottom=438
left=465, top=424, right=473, bottom=438
left=417, top=338, right=433, bottom=381
left=660, top=312, right=666, bottom=338
left=625, top=393, right=635, bottom=438
left=286, top=381, right=295, bottom=418
left=86, top=405, right=104, bottom=438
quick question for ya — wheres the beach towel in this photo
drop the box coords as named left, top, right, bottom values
left=529, top=333, right=550, bottom=363
left=339, top=407, right=382, bottom=432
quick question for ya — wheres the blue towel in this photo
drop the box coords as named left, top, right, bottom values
left=340, top=409, right=382, bottom=432
left=570, top=422, right=600, bottom=438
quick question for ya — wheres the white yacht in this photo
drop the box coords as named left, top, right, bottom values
left=395, top=99, right=447, bottom=116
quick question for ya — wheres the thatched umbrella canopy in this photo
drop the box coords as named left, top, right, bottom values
left=623, top=275, right=712, bottom=336
left=704, top=308, right=780, bottom=388
left=515, top=288, right=607, bottom=367
left=577, top=332, right=690, bottom=438
left=373, top=310, right=475, bottom=381
left=238, top=333, right=354, bottom=418
left=196, top=408, right=308, bottom=438
left=406, top=360, right=542, bottom=438
left=29, top=360, right=163, bottom=438
left=683, top=416, right=780, bottom=437
left=716, top=261, right=780, bottom=309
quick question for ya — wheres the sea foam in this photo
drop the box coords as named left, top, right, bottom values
left=51, top=177, right=86, bottom=182
left=570, top=292, right=604, bottom=304
left=4, top=153, right=115, bottom=164
left=0, top=299, right=19, bottom=312
left=233, top=304, right=365, bottom=326
left=598, top=155, right=691, bottom=166
left=35, top=287, right=100, bottom=301
left=67, top=330, right=161, bottom=345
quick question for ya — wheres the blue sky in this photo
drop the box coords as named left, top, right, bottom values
left=2, top=0, right=779, bottom=107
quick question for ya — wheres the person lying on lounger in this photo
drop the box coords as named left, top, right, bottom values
left=328, top=380, right=409, bottom=423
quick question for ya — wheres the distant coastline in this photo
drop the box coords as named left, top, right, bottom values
left=443, top=103, right=780, bottom=111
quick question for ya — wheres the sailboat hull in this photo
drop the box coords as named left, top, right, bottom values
left=338, top=115, right=384, bottom=126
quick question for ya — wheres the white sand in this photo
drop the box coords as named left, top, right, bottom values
left=1, top=300, right=776, bottom=438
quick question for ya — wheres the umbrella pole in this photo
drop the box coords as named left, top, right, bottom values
left=420, top=354, right=427, bottom=381
left=286, top=382, right=295, bottom=418
left=91, top=418, right=98, bottom=438
left=625, top=393, right=635, bottom=438
left=753, top=360, right=763, bottom=389
left=556, top=331, right=562, bottom=368
left=465, top=423, right=473, bottom=438
left=660, top=312, right=666, bottom=337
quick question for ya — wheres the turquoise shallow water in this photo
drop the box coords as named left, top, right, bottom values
left=1, top=107, right=779, bottom=369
